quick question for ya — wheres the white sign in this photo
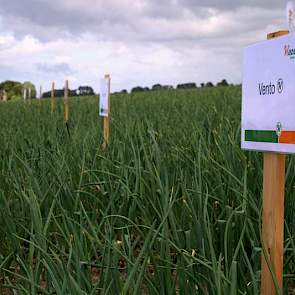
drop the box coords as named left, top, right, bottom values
left=287, top=1, right=294, bottom=32
left=242, top=33, right=295, bottom=154
left=99, top=78, right=109, bottom=117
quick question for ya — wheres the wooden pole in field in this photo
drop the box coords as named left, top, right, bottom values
left=102, top=74, right=111, bottom=149
left=3, top=90, right=7, bottom=102
left=28, top=87, right=32, bottom=105
left=51, top=82, right=55, bottom=113
left=38, top=86, right=42, bottom=106
left=260, top=30, right=289, bottom=295
left=23, top=88, right=27, bottom=102
left=64, top=80, right=69, bottom=122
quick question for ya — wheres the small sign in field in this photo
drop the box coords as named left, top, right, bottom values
left=242, top=32, right=295, bottom=153
left=99, top=78, right=109, bottom=117
left=99, top=75, right=111, bottom=149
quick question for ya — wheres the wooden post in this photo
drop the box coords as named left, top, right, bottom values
left=261, top=30, right=289, bottom=295
left=51, top=82, right=55, bottom=113
left=64, top=80, right=69, bottom=122
left=28, top=87, right=32, bottom=105
left=23, top=88, right=27, bottom=102
left=102, top=74, right=111, bottom=149
left=3, top=90, right=7, bottom=102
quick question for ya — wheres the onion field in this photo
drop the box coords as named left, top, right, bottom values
left=0, top=87, right=295, bottom=294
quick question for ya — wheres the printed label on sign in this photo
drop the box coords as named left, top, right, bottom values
left=99, top=78, right=109, bottom=117
left=241, top=32, right=295, bottom=154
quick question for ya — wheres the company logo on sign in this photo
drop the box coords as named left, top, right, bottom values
left=258, top=79, right=284, bottom=96
left=284, top=45, right=295, bottom=59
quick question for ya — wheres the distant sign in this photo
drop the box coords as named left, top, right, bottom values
left=287, top=1, right=294, bottom=31
left=241, top=33, right=295, bottom=153
left=99, top=78, right=109, bottom=117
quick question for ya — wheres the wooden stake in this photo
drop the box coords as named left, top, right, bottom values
left=64, top=80, right=69, bottom=122
left=102, top=74, right=111, bottom=149
left=51, top=82, right=55, bottom=113
left=267, top=30, right=289, bottom=40
left=23, top=88, right=27, bottom=102
left=28, top=87, right=32, bottom=105
left=261, top=30, right=288, bottom=295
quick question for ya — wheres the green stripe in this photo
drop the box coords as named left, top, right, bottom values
left=245, top=130, right=278, bottom=143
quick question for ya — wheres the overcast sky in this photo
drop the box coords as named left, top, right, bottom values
left=0, top=0, right=288, bottom=92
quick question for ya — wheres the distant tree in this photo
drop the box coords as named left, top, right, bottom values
left=42, top=91, right=51, bottom=98
left=152, top=84, right=162, bottom=91
left=78, top=86, right=94, bottom=96
left=120, top=89, right=128, bottom=94
left=69, top=89, right=78, bottom=97
left=23, top=81, right=37, bottom=99
left=151, top=84, right=173, bottom=91
left=56, top=89, right=64, bottom=97
left=131, top=86, right=143, bottom=93
left=131, top=86, right=150, bottom=93
left=0, top=80, right=37, bottom=100
left=200, top=83, right=205, bottom=87
left=163, top=85, right=174, bottom=90
left=42, top=89, right=66, bottom=98
left=217, top=79, right=229, bottom=87
left=42, top=87, right=92, bottom=98
left=206, top=82, right=214, bottom=87
left=177, top=83, right=197, bottom=89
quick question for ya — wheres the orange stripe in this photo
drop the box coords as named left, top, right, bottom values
left=279, top=131, right=295, bottom=144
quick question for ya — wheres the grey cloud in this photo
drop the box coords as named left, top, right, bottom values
left=0, top=0, right=134, bottom=37
left=0, top=0, right=85, bottom=29
left=0, top=0, right=287, bottom=42
left=180, top=0, right=282, bottom=10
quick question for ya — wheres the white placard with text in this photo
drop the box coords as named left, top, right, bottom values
left=99, top=78, right=109, bottom=117
left=242, top=33, right=295, bottom=154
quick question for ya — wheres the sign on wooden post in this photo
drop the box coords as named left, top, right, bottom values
left=51, top=82, right=55, bottom=113
left=99, top=74, right=111, bottom=149
left=242, top=30, right=291, bottom=295
left=64, top=80, right=69, bottom=122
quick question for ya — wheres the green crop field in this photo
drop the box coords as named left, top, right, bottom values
left=0, top=86, right=295, bottom=294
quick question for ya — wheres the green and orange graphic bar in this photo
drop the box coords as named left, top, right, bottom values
left=245, top=130, right=295, bottom=144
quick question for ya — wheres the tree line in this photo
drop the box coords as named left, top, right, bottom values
left=0, top=79, right=232, bottom=101
left=42, top=86, right=94, bottom=98
left=0, top=81, right=95, bottom=101
left=127, top=79, right=230, bottom=94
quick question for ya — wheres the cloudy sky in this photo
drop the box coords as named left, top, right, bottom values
left=0, top=1, right=288, bottom=92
